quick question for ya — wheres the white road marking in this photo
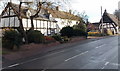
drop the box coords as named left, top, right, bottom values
left=101, top=62, right=119, bottom=69
left=8, top=63, right=20, bottom=68
left=65, top=51, right=88, bottom=62
left=95, top=47, right=99, bottom=49
left=101, top=66, right=105, bottom=69
left=101, top=55, right=118, bottom=69
left=110, top=63, right=120, bottom=66
left=103, top=59, right=106, bottom=61
left=105, top=62, right=109, bottom=66
left=96, top=44, right=106, bottom=49
left=3, top=50, right=65, bottom=69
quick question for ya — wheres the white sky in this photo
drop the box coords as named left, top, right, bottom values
left=0, top=0, right=119, bottom=23
left=70, top=0, right=119, bottom=23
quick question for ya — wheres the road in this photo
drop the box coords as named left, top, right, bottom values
left=2, top=36, right=119, bottom=70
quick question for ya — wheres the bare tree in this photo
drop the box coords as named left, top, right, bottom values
left=114, top=10, right=120, bottom=20
left=53, top=0, right=72, bottom=12
left=28, top=0, right=64, bottom=30
left=30, top=2, right=46, bottom=30
left=79, top=11, right=89, bottom=24
left=18, top=1, right=33, bottom=43
left=0, top=0, right=8, bottom=11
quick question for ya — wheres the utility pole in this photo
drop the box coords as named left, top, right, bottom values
left=101, top=6, right=104, bottom=33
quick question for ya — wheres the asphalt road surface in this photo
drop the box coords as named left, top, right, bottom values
left=2, top=36, right=119, bottom=70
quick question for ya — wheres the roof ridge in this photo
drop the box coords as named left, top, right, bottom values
left=1, top=2, right=81, bottom=21
left=107, top=13, right=118, bottom=25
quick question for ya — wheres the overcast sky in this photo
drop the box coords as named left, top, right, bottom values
left=70, top=0, right=119, bottom=23
left=0, top=0, right=119, bottom=23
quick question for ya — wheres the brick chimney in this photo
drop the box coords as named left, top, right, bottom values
left=56, top=6, right=59, bottom=11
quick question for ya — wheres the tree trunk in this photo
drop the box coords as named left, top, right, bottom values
left=29, top=2, right=42, bottom=31
left=17, top=2, right=28, bottom=44
left=18, top=18, right=28, bottom=44
left=30, top=16, right=34, bottom=30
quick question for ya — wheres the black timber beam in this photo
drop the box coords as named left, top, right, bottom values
left=2, top=15, right=17, bottom=18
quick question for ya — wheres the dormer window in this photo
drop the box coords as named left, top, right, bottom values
left=26, top=10, right=31, bottom=18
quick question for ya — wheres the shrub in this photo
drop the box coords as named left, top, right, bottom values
left=2, top=30, right=22, bottom=49
left=45, top=36, right=55, bottom=41
left=73, top=24, right=87, bottom=33
left=61, top=36, right=70, bottom=42
left=52, top=34, right=62, bottom=41
left=27, top=30, right=45, bottom=43
left=44, top=36, right=55, bottom=43
left=73, top=29, right=87, bottom=36
left=60, top=26, right=74, bottom=38
left=107, top=29, right=113, bottom=35
left=73, top=24, right=87, bottom=37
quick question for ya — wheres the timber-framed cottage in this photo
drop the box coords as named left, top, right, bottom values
left=0, top=2, right=81, bottom=36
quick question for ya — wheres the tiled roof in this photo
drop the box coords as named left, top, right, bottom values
left=107, top=14, right=118, bottom=26
left=1, top=2, right=29, bottom=18
left=1, top=2, right=81, bottom=21
left=100, top=10, right=119, bottom=26
left=47, top=8, right=81, bottom=20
